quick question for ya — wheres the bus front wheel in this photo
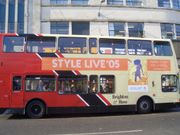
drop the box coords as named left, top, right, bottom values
left=26, top=100, right=46, bottom=119
left=137, top=98, right=153, bottom=114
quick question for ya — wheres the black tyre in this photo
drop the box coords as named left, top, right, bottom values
left=26, top=100, right=45, bottom=119
left=137, top=98, right=153, bottom=114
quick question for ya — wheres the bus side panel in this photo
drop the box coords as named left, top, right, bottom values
left=0, top=35, right=10, bottom=108
left=24, top=92, right=88, bottom=106
left=0, top=75, right=10, bottom=108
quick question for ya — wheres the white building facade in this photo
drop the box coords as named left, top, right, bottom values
left=0, top=0, right=180, bottom=65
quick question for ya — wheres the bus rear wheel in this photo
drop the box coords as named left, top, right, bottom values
left=137, top=98, right=153, bottom=114
left=26, top=100, right=46, bottom=119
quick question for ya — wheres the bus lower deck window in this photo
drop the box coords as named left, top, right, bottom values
left=25, top=76, right=55, bottom=92
left=89, top=75, right=98, bottom=93
left=13, top=76, right=22, bottom=91
left=161, top=75, right=177, bottom=92
left=58, top=75, right=88, bottom=94
left=100, top=75, right=115, bottom=93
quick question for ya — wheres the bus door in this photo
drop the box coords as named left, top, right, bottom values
left=10, top=75, right=24, bottom=108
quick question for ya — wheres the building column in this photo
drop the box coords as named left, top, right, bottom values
left=32, top=0, right=41, bottom=33
left=170, top=0, right=173, bottom=8
left=5, top=0, right=9, bottom=33
left=69, top=22, right=72, bottom=35
left=125, top=23, right=129, bottom=37
left=14, top=0, right=18, bottom=33
left=24, top=0, right=28, bottom=33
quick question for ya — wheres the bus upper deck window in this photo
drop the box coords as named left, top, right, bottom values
left=27, top=36, right=56, bottom=53
left=58, top=37, right=87, bottom=54
left=128, top=40, right=152, bottom=55
left=89, top=38, right=97, bottom=54
left=99, top=38, right=126, bottom=55
left=154, top=41, right=173, bottom=56
left=3, top=36, right=25, bottom=52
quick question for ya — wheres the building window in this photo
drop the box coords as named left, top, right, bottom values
left=0, top=0, right=6, bottom=33
left=17, top=0, right=24, bottom=33
left=72, top=22, right=89, bottom=35
left=173, top=0, right=180, bottom=9
left=128, top=23, right=144, bottom=37
left=25, top=76, right=55, bottom=92
left=107, top=0, right=124, bottom=5
left=176, top=24, right=180, bottom=39
left=50, top=22, right=69, bottom=34
left=161, top=75, right=177, bottom=92
left=126, top=0, right=143, bottom=6
left=158, top=0, right=171, bottom=8
left=109, top=22, right=125, bottom=36
left=50, top=0, right=68, bottom=5
left=8, top=0, right=15, bottom=33
left=71, top=0, right=88, bottom=5
left=161, top=23, right=174, bottom=39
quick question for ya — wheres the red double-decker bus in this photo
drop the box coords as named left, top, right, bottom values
left=0, top=33, right=179, bottom=118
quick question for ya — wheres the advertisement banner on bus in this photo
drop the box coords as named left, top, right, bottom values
left=128, top=59, right=148, bottom=92
left=41, top=58, right=129, bottom=71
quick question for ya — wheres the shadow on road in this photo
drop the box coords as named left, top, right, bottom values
left=6, top=107, right=180, bottom=120
left=0, top=109, right=6, bottom=114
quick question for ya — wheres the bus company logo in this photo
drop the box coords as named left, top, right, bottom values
left=41, top=58, right=128, bottom=71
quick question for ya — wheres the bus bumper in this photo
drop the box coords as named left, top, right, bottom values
left=155, top=102, right=180, bottom=111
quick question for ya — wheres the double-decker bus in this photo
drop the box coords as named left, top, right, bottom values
left=0, top=33, right=179, bottom=118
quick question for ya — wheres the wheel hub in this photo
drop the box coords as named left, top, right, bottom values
left=31, top=105, right=41, bottom=114
left=141, top=101, right=149, bottom=110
